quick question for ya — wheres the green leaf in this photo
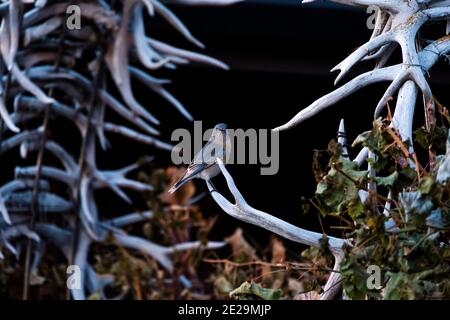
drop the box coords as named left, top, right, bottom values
left=373, top=172, right=398, bottom=187
left=352, top=131, right=372, bottom=147
left=229, top=282, right=283, bottom=300
left=384, top=272, right=419, bottom=300
left=414, top=125, right=448, bottom=153
left=340, top=258, right=370, bottom=300
left=348, top=199, right=365, bottom=220
left=315, top=158, right=367, bottom=216
left=419, top=176, right=435, bottom=195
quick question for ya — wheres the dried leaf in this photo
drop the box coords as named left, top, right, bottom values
left=226, top=228, right=257, bottom=261
left=271, top=237, right=285, bottom=264
left=294, top=290, right=320, bottom=300
left=159, top=166, right=195, bottom=206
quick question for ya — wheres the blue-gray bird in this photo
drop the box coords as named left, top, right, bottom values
left=169, top=123, right=230, bottom=194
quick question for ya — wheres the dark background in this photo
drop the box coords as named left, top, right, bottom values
left=137, top=0, right=449, bottom=248
left=0, top=0, right=447, bottom=299
left=2, top=1, right=441, bottom=254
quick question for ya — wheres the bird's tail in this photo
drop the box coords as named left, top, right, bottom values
left=168, top=174, right=191, bottom=194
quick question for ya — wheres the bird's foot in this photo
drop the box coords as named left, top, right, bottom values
left=207, top=180, right=218, bottom=194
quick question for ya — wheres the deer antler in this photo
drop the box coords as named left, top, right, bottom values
left=0, top=0, right=241, bottom=299
left=275, top=1, right=449, bottom=144
left=206, top=158, right=349, bottom=299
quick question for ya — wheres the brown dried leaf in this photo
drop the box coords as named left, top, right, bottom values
left=271, top=237, right=286, bottom=264
left=288, top=278, right=304, bottom=293
left=159, top=166, right=195, bottom=206
left=294, top=290, right=321, bottom=300
left=226, top=228, right=257, bottom=261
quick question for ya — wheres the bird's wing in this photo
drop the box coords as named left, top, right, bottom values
left=191, top=139, right=216, bottom=165
left=168, top=163, right=208, bottom=194
left=168, top=136, right=221, bottom=194
left=185, top=162, right=208, bottom=178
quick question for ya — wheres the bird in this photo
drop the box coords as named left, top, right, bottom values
left=168, top=123, right=230, bottom=194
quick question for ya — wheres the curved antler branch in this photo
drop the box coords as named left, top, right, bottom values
left=207, top=159, right=348, bottom=299
left=274, top=35, right=450, bottom=135
left=207, top=160, right=347, bottom=256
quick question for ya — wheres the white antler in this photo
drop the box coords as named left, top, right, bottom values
left=276, top=0, right=449, bottom=142
left=207, top=159, right=349, bottom=299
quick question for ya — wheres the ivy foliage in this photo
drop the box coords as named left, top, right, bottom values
left=311, top=113, right=450, bottom=300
